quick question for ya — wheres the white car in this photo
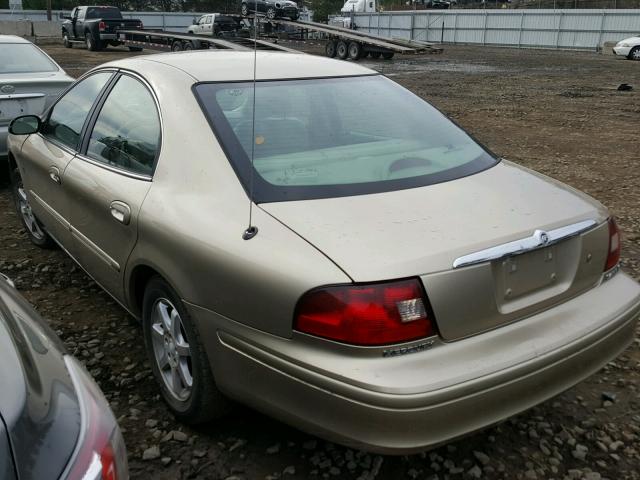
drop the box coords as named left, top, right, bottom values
left=613, top=35, right=640, bottom=60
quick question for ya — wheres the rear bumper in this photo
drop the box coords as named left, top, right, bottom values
left=191, top=272, right=640, bottom=453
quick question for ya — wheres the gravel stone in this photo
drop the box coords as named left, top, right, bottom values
left=142, top=445, right=160, bottom=461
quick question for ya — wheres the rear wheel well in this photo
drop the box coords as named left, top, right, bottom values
left=129, top=265, right=161, bottom=318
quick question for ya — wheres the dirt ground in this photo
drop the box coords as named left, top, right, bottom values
left=1, top=41, right=639, bottom=480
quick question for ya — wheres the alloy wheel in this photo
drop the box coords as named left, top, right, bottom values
left=150, top=298, right=193, bottom=401
left=16, top=187, right=45, bottom=241
left=632, top=48, right=640, bottom=60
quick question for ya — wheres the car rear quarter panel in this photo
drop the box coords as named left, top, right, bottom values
left=0, top=283, right=80, bottom=480
left=124, top=61, right=350, bottom=338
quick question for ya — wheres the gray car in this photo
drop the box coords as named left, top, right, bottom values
left=7, top=51, right=640, bottom=453
left=0, top=35, right=74, bottom=181
left=0, top=273, right=128, bottom=480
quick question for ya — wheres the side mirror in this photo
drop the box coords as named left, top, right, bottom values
left=9, top=115, right=41, bottom=135
left=192, top=17, right=197, bottom=24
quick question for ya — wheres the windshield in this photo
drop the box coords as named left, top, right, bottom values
left=194, top=75, right=497, bottom=202
left=0, top=44, right=58, bottom=74
left=86, top=7, right=122, bottom=19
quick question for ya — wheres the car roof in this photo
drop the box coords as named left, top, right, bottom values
left=0, top=35, right=31, bottom=44
left=101, top=51, right=375, bottom=82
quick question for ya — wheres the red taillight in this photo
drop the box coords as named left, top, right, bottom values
left=605, top=217, right=621, bottom=272
left=64, top=357, right=128, bottom=480
left=295, top=279, right=434, bottom=346
left=98, top=21, right=106, bottom=31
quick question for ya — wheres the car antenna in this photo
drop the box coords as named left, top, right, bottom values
left=242, top=1, right=259, bottom=241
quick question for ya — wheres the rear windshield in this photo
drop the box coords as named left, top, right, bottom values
left=194, top=75, right=497, bottom=202
left=0, top=44, right=58, bottom=74
left=86, top=7, right=122, bottom=19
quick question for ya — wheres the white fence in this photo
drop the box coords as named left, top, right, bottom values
left=354, top=9, right=640, bottom=50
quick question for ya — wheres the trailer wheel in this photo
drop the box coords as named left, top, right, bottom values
left=382, top=51, right=394, bottom=60
left=325, top=40, right=337, bottom=58
left=370, top=51, right=381, bottom=59
left=336, top=40, right=348, bottom=60
left=348, top=41, right=362, bottom=60
left=171, top=40, right=183, bottom=52
left=183, top=41, right=194, bottom=50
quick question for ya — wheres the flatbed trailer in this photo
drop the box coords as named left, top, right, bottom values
left=116, top=28, right=300, bottom=53
left=265, top=17, right=443, bottom=60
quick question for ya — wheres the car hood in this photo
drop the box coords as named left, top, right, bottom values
left=0, top=280, right=80, bottom=480
left=618, top=36, right=640, bottom=45
left=260, top=160, right=608, bottom=282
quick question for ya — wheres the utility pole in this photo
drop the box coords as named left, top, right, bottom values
left=46, top=0, right=52, bottom=21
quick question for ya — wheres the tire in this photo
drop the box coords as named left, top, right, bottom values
left=85, top=32, right=101, bottom=51
left=62, top=30, right=72, bottom=48
left=128, top=46, right=143, bottom=52
left=171, top=40, right=183, bottom=52
left=266, top=7, right=276, bottom=20
left=348, top=41, right=362, bottom=60
left=382, top=51, right=394, bottom=60
left=325, top=40, right=337, bottom=58
left=336, top=40, right=348, bottom=60
left=183, top=41, right=194, bottom=50
left=370, top=51, right=381, bottom=59
left=629, top=46, right=640, bottom=60
left=10, top=166, right=54, bottom=249
left=241, top=2, right=249, bottom=16
left=142, top=276, right=230, bottom=423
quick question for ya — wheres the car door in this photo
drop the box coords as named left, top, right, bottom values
left=72, top=7, right=84, bottom=39
left=205, top=15, right=213, bottom=34
left=196, top=15, right=207, bottom=34
left=63, top=72, right=160, bottom=303
left=17, top=71, right=114, bottom=247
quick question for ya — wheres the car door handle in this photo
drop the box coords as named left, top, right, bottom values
left=110, top=201, right=131, bottom=225
left=49, top=167, right=61, bottom=185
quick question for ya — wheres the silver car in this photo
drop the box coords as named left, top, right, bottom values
left=0, top=35, right=74, bottom=180
left=7, top=51, right=640, bottom=453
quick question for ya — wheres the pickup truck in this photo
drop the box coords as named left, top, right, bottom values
left=62, top=6, right=144, bottom=52
left=187, top=13, right=244, bottom=37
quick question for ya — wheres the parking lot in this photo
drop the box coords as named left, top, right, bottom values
left=1, top=41, right=639, bottom=479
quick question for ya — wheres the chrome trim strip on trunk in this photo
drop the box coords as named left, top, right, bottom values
left=452, top=219, right=598, bottom=269
left=0, top=93, right=46, bottom=100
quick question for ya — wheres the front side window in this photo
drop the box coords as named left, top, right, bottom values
left=43, top=72, right=112, bottom=150
left=86, top=75, right=160, bottom=176
left=0, top=44, right=58, bottom=74
left=206, top=16, right=212, bottom=24
left=194, top=75, right=497, bottom=202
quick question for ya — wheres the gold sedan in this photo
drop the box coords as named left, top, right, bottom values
left=7, top=51, right=640, bottom=453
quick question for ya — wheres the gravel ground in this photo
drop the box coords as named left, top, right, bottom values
left=1, top=41, right=639, bottom=480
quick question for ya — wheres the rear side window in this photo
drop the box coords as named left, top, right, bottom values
left=194, top=75, right=497, bottom=202
left=86, top=75, right=160, bottom=176
left=43, top=72, right=112, bottom=150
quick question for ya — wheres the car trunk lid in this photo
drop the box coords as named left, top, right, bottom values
left=261, top=161, right=610, bottom=340
left=0, top=74, right=72, bottom=127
